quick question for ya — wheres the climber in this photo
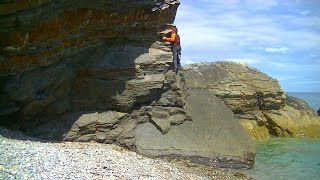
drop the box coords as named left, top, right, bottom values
left=162, top=25, right=181, bottom=73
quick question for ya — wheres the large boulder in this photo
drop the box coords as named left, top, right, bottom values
left=135, top=88, right=255, bottom=169
left=184, top=61, right=285, bottom=113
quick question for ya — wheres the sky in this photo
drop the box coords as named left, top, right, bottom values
left=174, top=0, right=320, bottom=92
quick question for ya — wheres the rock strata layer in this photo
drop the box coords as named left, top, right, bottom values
left=0, top=0, right=179, bottom=122
left=184, top=62, right=320, bottom=139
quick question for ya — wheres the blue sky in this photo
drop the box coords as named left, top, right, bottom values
left=175, top=0, right=320, bottom=92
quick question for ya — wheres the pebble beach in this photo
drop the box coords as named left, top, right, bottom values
left=0, top=128, right=250, bottom=180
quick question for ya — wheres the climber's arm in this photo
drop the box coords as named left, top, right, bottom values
left=162, top=32, right=176, bottom=42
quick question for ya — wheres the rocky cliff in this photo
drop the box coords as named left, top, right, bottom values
left=0, top=1, right=255, bottom=169
left=184, top=62, right=320, bottom=139
left=0, top=0, right=179, bottom=119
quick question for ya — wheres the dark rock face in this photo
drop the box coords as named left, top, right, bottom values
left=0, top=0, right=184, bottom=148
left=0, top=0, right=179, bottom=124
left=0, top=0, right=178, bottom=75
left=185, top=62, right=320, bottom=139
left=0, top=1, right=255, bottom=169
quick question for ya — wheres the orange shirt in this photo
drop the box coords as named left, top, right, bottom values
left=165, top=32, right=176, bottom=42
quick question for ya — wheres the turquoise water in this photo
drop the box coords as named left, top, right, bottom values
left=244, top=93, right=320, bottom=180
left=245, top=138, right=320, bottom=180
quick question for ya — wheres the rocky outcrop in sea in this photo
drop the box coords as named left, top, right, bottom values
left=184, top=62, right=320, bottom=139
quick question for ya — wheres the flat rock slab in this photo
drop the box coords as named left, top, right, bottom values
left=135, top=88, right=255, bottom=168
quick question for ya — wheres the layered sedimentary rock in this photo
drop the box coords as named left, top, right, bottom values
left=0, top=1, right=255, bottom=168
left=0, top=0, right=179, bottom=120
left=184, top=62, right=320, bottom=139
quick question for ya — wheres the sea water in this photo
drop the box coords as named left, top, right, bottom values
left=245, top=138, right=320, bottom=180
left=244, top=92, right=320, bottom=180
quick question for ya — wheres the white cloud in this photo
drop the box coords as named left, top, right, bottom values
left=179, top=0, right=240, bottom=12
left=299, top=10, right=311, bottom=15
left=265, top=46, right=289, bottom=53
left=244, top=0, right=278, bottom=10
left=176, top=1, right=320, bottom=55
left=224, top=58, right=261, bottom=64
left=181, top=57, right=198, bottom=65
left=175, top=0, right=320, bottom=92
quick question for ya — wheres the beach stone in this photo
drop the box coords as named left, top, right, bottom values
left=169, top=114, right=190, bottom=125
left=150, top=117, right=171, bottom=134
